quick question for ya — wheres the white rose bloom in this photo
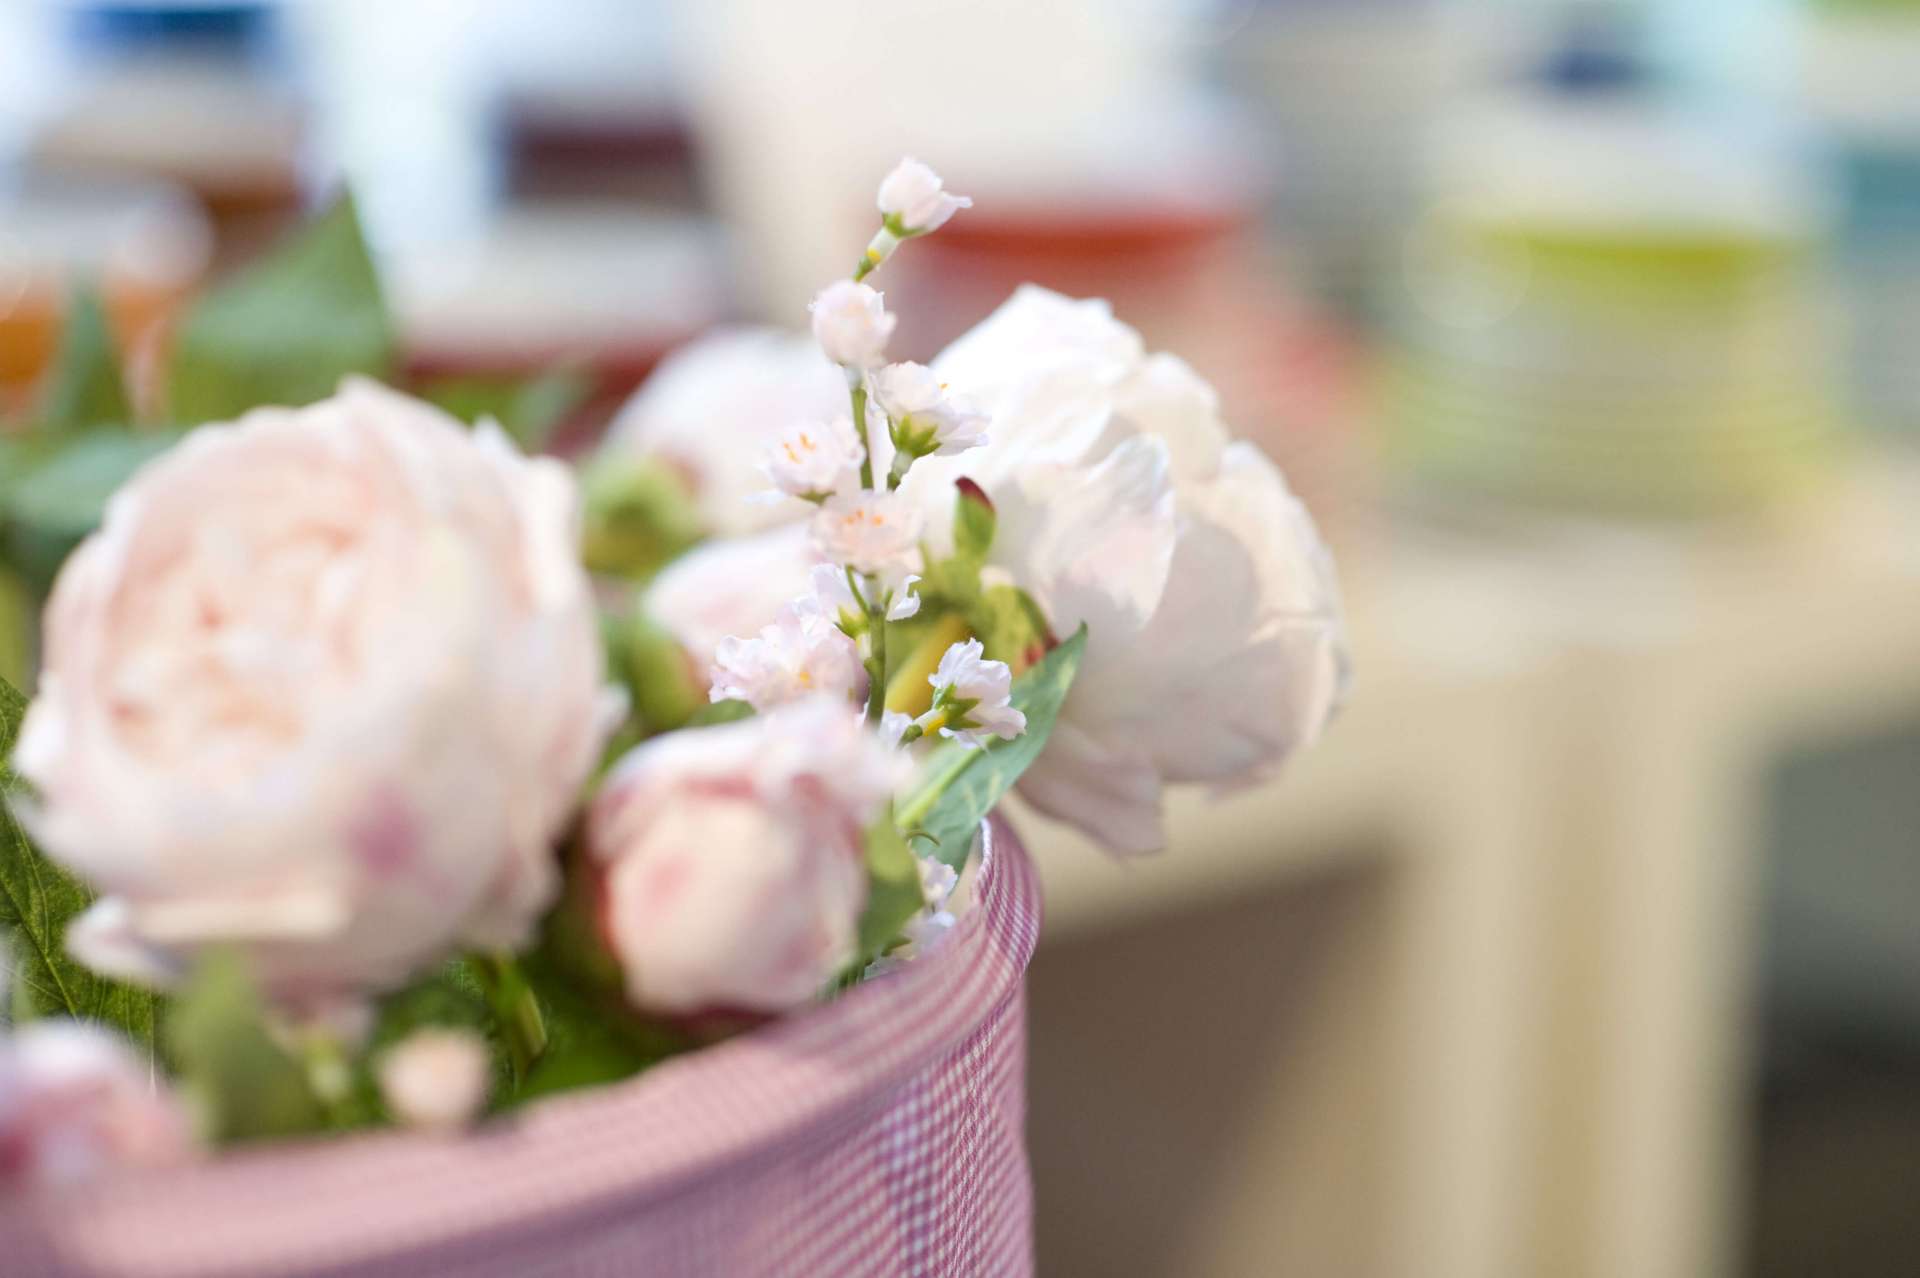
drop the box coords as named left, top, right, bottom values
left=809, top=281, right=895, bottom=370
left=601, top=328, right=848, bottom=536
left=14, top=380, right=615, bottom=1004
left=902, top=286, right=1349, bottom=854
left=588, top=697, right=902, bottom=1014
left=870, top=362, right=989, bottom=460
left=760, top=413, right=864, bottom=501
left=642, top=524, right=823, bottom=682
left=876, top=158, right=972, bottom=234
left=709, top=595, right=864, bottom=712
left=0, top=1020, right=193, bottom=1187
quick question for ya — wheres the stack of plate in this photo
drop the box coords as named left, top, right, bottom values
left=1386, top=93, right=1843, bottom=516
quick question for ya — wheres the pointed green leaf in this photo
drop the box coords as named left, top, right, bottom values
left=169, top=194, right=393, bottom=422
left=0, top=675, right=159, bottom=1047
left=38, top=285, right=131, bottom=434
left=897, top=625, right=1086, bottom=870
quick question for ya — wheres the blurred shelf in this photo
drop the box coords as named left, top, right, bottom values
left=1019, top=451, right=1920, bottom=1278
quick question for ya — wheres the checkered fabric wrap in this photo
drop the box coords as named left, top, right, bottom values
left=0, top=820, right=1041, bottom=1278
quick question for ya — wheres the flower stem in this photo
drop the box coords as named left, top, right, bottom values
left=852, top=384, right=874, bottom=490
left=471, top=952, right=548, bottom=1086
left=866, top=601, right=889, bottom=726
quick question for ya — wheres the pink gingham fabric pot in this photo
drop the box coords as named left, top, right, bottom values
left=0, top=820, right=1040, bottom=1278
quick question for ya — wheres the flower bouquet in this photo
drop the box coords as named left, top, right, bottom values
left=0, top=160, right=1347, bottom=1276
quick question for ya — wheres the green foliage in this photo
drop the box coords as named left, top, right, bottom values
left=686, top=698, right=754, bottom=728
left=0, top=675, right=159, bottom=1047
left=510, top=964, right=676, bottom=1105
left=168, top=194, right=393, bottom=422
left=611, top=611, right=701, bottom=735
left=0, top=565, right=28, bottom=690
left=2, top=428, right=181, bottom=593
left=38, top=286, right=131, bottom=434
left=964, top=583, right=1054, bottom=675
left=418, top=370, right=592, bottom=454
left=897, top=626, right=1087, bottom=871
left=165, top=951, right=326, bottom=1145
left=855, top=817, right=925, bottom=967
left=368, top=962, right=506, bottom=1110
left=579, top=455, right=704, bottom=579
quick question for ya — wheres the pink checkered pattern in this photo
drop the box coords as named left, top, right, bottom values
left=0, top=820, right=1041, bottom=1277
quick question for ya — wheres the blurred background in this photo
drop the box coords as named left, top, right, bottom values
left=2, top=0, right=1918, bottom=1274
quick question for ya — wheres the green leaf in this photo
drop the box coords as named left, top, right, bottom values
left=169, top=194, right=393, bottom=422
left=686, top=698, right=754, bottom=728
left=2, top=428, right=181, bottom=593
left=417, top=370, right=592, bottom=454
left=855, top=817, right=925, bottom=966
left=165, top=951, right=326, bottom=1145
left=0, top=674, right=160, bottom=1047
left=38, top=285, right=131, bottom=434
left=897, top=625, right=1087, bottom=870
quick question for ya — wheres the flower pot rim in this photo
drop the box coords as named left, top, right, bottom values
left=0, top=818, right=1041, bottom=1278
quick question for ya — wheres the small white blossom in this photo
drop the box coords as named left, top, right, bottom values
left=808, top=562, right=863, bottom=629
left=811, top=489, right=924, bottom=584
left=886, top=574, right=923, bottom=621
left=809, top=280, right=895, bottom=370
left=877, top=158, right=972, bottom=235
left=761, top=415, right=864, bottom=500
left=871, top=362, right=988, bottom=461
left=869, top=854, right=960, bottom=975
left=903, top=854, right=960, bottom=952
left=710, top=596, right=864, bottom=711
left=881, top=710, right=915, bottom=748
left=377, top=1028, right=491, bottom=1133
left=928, top=639, right=1025, bottom=748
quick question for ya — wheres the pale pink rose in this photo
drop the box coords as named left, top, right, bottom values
left=641, top=524, right=824, bottom=683
left=0, top=1021, right=193, bottom=1188
left=588, top=698, right=901, bottom=1014
left=601, top=328, right=849, bottom=537
left=13, top=379, right=615, bottom=1006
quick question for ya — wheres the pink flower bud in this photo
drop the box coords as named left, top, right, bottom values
left=588, top=698, right=903, bottom=1014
